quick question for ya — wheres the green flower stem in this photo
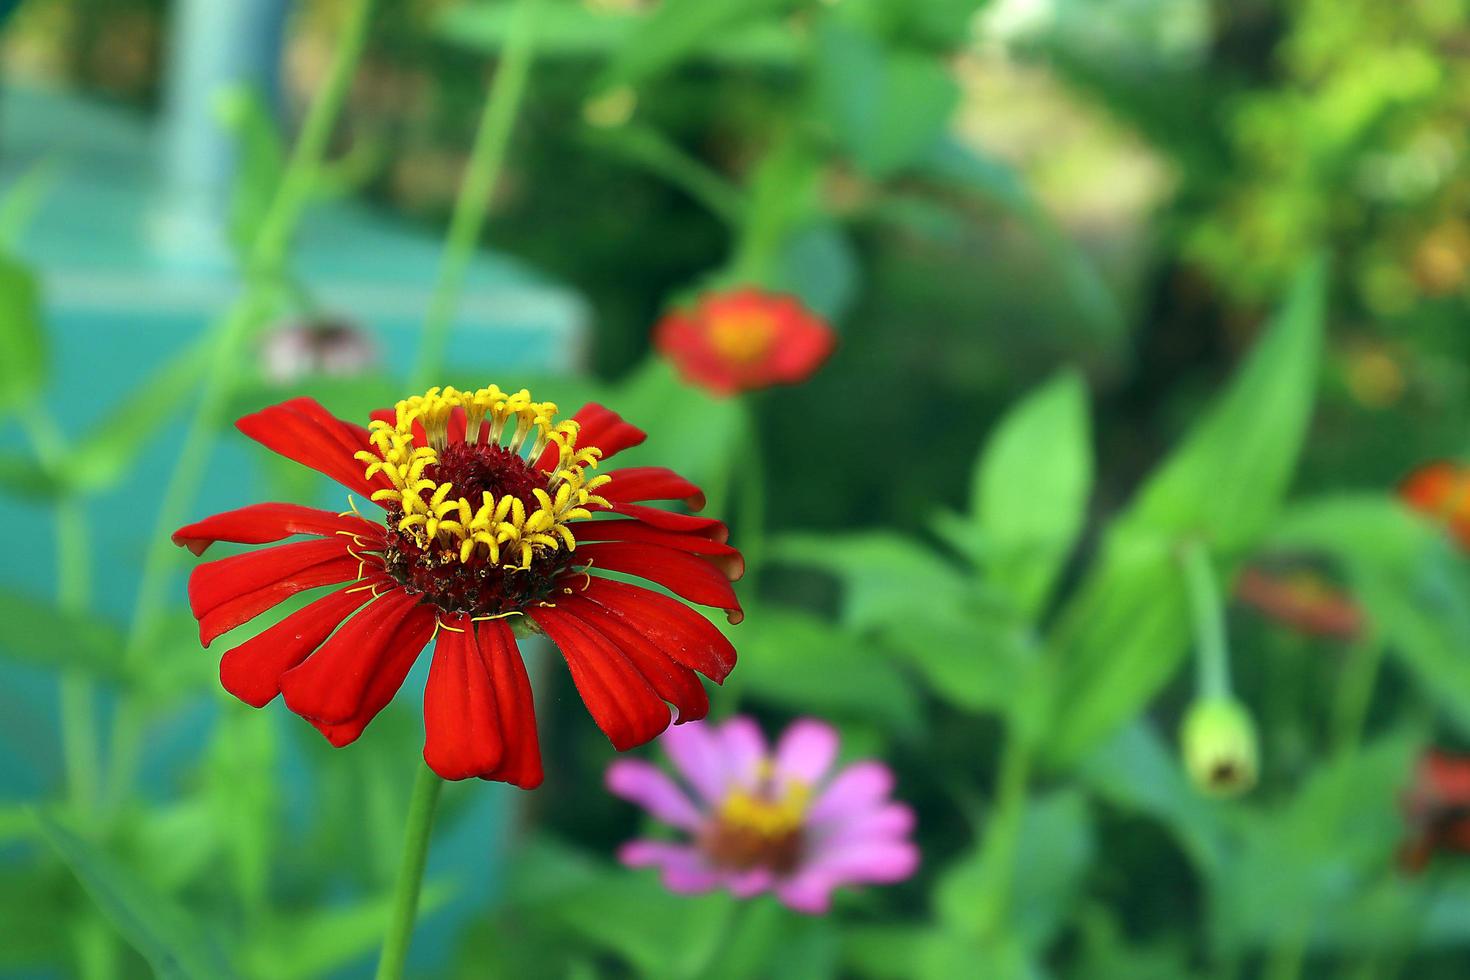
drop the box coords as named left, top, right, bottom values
left=409, top=0, right=541, bottom=391
left=375, top=764, right=445, bottom=980
left=104, top=0, right=378, bottom=809
left=1268, top=630, right=1386, bottom=980
left=736, top=402, right=767, bottom=586
left=973, top=728, right=1033, bottom=940
left=21, top=411, right=98, bottom=815
left=1180, top=540, right=1232, bottom=699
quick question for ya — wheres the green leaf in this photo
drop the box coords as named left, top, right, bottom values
left=0, top=252, right=45, bottom=411
left=615, top=358, right=745, bottom=496
left=770, top=530, right=971, bottom=632
left=971, top=370, right=1093, bottom=619
left=1078, top=721, right=1226, bottom=875
left=596, top=0, right=793, bottom=91
left=878, top=606, right=1034, bottom=716
left=437, top=2, right=799, bottom=69
left=1044, top=258, right=1326, bottom=764
left=733, top=606, right=922, bottom=732
left=244, top=882, right=454, bottom=980
left=0, top=591, right=129, bottom=682
left=1270, top=495, right=1470, bottom=735
left=35, top=813, right=236, bottom=979
left=1123, top=255, right=1326, bottom=548
left=814, top=24, right=959, bottom=178
left=936, top=791, right=1094, bottom=950
left=508, top=836, right=735, bottom=978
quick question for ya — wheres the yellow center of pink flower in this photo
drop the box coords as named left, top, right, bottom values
left=699, top=770, right=810, bottom=873
left=706, top=309, right=779, bottom=364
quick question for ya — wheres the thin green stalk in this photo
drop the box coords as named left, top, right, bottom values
left=21, top=411, right=99, bottom=815
left=1268, top=632, right=1386, bottom=980
left=735, top=404, right=767, bottom=587
left=1180, top=540, right=1231, bottom=699
left=973, top=731, right=1033, bottom=939
left=105, top=0, right=378, bottom=808
left=410, top=0, right=541, bottom=390
left=375, top=764, right=444, bottom=980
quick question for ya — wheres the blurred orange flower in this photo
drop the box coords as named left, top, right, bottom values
left=654, top=288, right=836, bottom=396
left=1398, top=460, right=1470, bottom=550
left=1235, top=565, right=1363, bottom=640
left=1401, top=750, right=1470, bottom=873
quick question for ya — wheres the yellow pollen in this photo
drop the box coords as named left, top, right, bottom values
left=717, top=775, right=810, bottom=838
left=707, top=309, right=778, bottom=364
left=355, top=385, right=611, bottom=570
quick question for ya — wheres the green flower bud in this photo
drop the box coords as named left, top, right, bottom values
left=1180, top=696, right=1259, bottom=797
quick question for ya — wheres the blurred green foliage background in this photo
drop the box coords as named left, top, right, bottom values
left=2, top=0, right=1470, bottom=977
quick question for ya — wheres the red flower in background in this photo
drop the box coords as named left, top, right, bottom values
left=1235, top=565, right=1363, bottom=640
left=174, top=387, right=743, bottom=788
left=654, top=288, right=835, bottom=395
left=1399, top=460, right=1470, bottom=550
left=1401, top=750, right=1470, bottom=872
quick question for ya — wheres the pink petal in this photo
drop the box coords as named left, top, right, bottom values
left=719, top=716, right=768, bottom=791
left=804, top=838, right=921, bottom=885
left=606, top=759, right=705, bottom=830
left=661, top=721, right=730, bottom=804
left=773, top=874, right=838, bottom=915
left=726, top=868, right=776, bottom=899
left=807, top=761, right=895, bottom=825
left=619, top=840, right=723, bottom=895
left=814, top=802, right=916, bottom=850
left=774, top=718, right=839, bottom=786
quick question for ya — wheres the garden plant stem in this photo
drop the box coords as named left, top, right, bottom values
left=973, top=729, right=1033, bottom=941
left=1180, top=540, right=1231, bottom=699
left=104, top=0, right=378, bottom=809
left=375, top=765, right=444, bottom=980
left=1267, top=631, right=1386, bottom=980
left=409, top=0, right=541, bottom=391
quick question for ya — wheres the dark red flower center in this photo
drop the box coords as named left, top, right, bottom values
left=381, top=443, right=573, bottom=617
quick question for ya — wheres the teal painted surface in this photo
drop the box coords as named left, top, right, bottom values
left=0, top=85, right=584, bottom=976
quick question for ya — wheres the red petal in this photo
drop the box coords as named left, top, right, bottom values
left=236, top=398, right=393, bottom=504
left=529, top=606, right=670, bottom=751
left=537, top=403, right=646, bottom=470
left=560, top=596, right=708, bottom=724
left=577, top=542, right=743, bottom=624
left=308, top=603, right=437, bottom=747
left=173, top=503, right=381, bottom=557
left=189, top=538, right=362, bottom=646
left=578, top=577, right=736, bottom=682
left=279, top=589, right=424, bottom=725
left=474, top=621, right=543, bottom=789
left=574, top=519, right=744, bottom=580
left=423, top=614, right=503, bottom=780
left=604, top=502, right=728, bottom=541
left=219, top=585, right=374, bottom=707
left=601, top=467, right=705, bottom=510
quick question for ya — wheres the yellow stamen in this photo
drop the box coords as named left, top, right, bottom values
left=360, top=385, right=607, bottom=568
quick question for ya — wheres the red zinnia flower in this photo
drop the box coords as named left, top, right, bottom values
left=1399, top=460, right=1470, bottom=550
left=1400, top=749, right=1470, bottom=872
left=653, top=288, right=835, bottom=395
left=173, top=387, right=744, bottom=788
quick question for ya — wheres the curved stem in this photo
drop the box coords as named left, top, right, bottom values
left=409, top=0, right=541, bottom=391
left=375, top=764, right=445, bottom=980
left=972, top=730, right=1032, bottom=939
left=1180, top=540, right=1231, bottom=699
left=105, top=0, right=378, bottom=808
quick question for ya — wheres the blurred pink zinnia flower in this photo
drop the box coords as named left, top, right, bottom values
left=606, top=716, right=918, bottom=913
